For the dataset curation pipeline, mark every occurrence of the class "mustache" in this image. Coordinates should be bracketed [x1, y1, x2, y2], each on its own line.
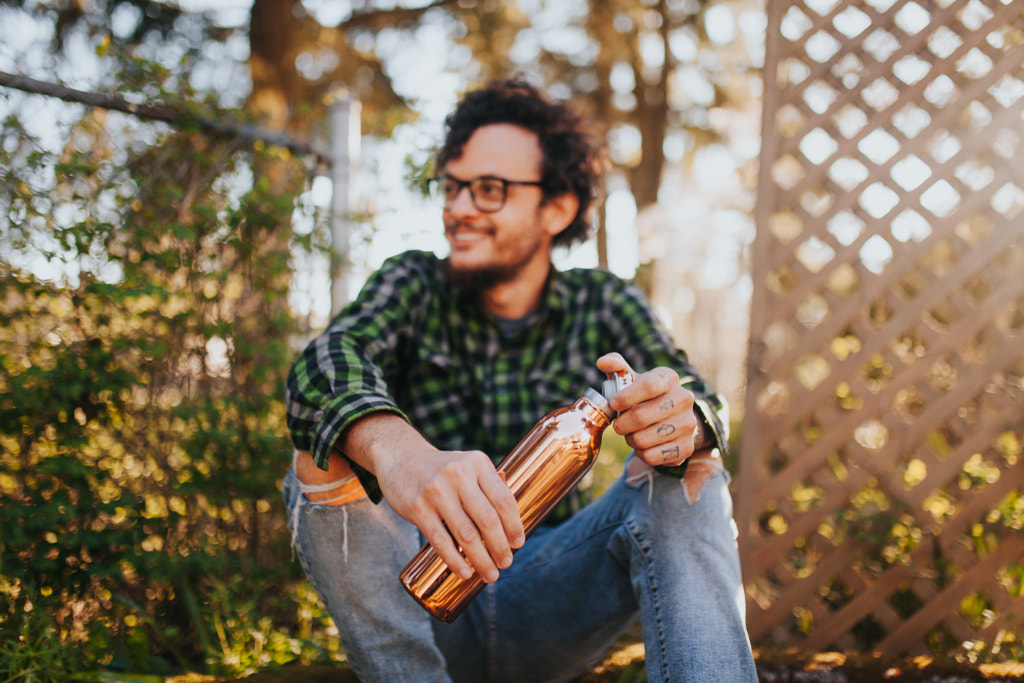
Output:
[444, 219, 495, 235]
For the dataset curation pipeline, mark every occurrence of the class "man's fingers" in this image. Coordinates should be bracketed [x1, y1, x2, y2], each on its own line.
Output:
[622, 393, 701, 467]
[420, 516, 475, 581]
[626, 366, 680, 402]
[455, 465, 525, 578]
[456, 485, 513, 578]
[631, 439, 690, 468]
[423, 454, 524, 583]
[602, 365, 678, 415]
[595, 351, 632, 375]
[613, 384, 692, 436]
[384, 448, 525, 584]
[436, 497, 499, 581]
[480, 470, 526, 549]
[621, 401, 697, 448]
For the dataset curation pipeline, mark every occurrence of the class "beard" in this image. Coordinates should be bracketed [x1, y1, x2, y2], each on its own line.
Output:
[444, 258, 524, 290]
[443, 219, 546, 291]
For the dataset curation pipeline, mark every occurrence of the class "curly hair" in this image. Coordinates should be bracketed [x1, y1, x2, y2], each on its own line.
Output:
[436, 78, 602, 249]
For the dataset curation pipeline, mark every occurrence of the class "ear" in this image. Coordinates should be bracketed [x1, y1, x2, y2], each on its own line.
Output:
[540, 192, 580, 238]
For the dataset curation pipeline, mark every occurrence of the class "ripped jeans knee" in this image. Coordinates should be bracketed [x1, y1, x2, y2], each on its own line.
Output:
[623, 450, 726, 505]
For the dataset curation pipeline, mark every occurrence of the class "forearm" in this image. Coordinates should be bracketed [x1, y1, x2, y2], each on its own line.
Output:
[340, 412, 433, 477]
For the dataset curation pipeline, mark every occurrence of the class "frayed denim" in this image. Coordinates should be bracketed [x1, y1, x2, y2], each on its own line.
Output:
[283, 457, 756, 682]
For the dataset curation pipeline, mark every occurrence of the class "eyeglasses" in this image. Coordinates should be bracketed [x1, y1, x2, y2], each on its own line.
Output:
[428, 173, 545, 213]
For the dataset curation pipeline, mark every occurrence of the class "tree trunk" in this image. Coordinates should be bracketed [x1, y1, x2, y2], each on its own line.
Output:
[629, 0, 671, 213]
[588, 0, 617, 269]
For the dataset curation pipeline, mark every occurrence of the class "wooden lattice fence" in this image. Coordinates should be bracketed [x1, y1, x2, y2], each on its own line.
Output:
[738, 0, 1024, 658]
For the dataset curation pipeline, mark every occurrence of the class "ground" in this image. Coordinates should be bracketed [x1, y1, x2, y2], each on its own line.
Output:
[166, 645, 1024, 682]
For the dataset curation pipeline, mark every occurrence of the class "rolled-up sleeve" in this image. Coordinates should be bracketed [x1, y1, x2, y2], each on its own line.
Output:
[285, 254, 427, 471]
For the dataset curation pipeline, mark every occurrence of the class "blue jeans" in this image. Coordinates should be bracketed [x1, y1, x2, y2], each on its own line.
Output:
[283, 459, 756, 682]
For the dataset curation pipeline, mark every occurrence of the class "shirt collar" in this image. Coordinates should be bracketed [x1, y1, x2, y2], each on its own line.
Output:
[541, 265, 571, 315]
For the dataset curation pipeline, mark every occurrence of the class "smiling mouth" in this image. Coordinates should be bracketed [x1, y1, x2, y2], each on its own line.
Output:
[446, 224, 494, 247]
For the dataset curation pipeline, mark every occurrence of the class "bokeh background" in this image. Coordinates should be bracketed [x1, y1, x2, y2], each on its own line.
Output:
[2, 1, 1022, 680]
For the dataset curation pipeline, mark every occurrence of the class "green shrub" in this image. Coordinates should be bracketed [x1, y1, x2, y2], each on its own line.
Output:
[1, 55, 335, 678]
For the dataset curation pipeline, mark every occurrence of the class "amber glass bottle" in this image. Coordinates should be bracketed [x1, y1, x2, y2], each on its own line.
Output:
[400, 372, 631, 622]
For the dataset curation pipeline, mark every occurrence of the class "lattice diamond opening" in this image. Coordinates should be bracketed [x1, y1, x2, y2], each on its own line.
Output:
[742, 0, 1024, 659]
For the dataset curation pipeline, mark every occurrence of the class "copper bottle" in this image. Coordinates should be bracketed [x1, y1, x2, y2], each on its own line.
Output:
[400, 371, 633, 622]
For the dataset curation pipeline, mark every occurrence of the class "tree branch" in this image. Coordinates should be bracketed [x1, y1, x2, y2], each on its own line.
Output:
[0, 70, 330, 164]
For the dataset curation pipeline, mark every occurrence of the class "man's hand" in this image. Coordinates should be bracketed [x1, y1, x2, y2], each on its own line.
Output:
[343, 413, 525, 583]
[596, 352, 704, 468]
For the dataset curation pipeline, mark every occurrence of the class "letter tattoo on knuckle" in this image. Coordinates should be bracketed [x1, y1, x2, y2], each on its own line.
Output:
[656, 423, 676, 436]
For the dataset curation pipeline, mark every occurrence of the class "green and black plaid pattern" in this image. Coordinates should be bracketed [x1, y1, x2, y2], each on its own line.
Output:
[286, 250, 728, 512]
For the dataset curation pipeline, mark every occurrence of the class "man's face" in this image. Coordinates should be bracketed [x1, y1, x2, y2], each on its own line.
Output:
[441, 124, 559, 290]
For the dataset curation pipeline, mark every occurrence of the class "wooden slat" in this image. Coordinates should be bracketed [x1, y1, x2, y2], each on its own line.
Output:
[741, 0, 1024, 658]
[770, 103, 1024, 328]
[750, 342, 1024, 575]
[878, 538, 1024, 653]
[776, 1, 1022, 165]
[758, 219, 1024, 449]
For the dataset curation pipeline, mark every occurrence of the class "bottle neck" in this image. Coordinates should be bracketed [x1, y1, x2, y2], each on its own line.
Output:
[579, 388, 614, 426]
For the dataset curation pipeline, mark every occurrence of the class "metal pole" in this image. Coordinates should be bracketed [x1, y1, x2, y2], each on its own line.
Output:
[329, 93, 361, 317]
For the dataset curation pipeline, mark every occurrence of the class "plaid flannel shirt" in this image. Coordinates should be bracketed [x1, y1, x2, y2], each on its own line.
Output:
[285, 250, 728, 521]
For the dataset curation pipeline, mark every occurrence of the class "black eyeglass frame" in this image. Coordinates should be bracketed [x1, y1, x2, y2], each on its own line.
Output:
[429, 173, 546, 213]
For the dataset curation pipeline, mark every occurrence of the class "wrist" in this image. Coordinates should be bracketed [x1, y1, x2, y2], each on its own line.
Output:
[692, 406, 716, 452]
[343, 412, 428, 476]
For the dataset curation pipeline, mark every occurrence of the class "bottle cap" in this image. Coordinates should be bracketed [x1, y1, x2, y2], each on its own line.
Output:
[589, 368, 635, 420]
[583, 387, 614, 420]
[602, 368, 634, 402]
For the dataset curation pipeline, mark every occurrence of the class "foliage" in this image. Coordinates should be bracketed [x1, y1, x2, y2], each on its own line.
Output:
[0, 50, 334, 678]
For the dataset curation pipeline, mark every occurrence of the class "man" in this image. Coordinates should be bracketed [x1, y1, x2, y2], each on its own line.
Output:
[284, 78, 756, 682]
